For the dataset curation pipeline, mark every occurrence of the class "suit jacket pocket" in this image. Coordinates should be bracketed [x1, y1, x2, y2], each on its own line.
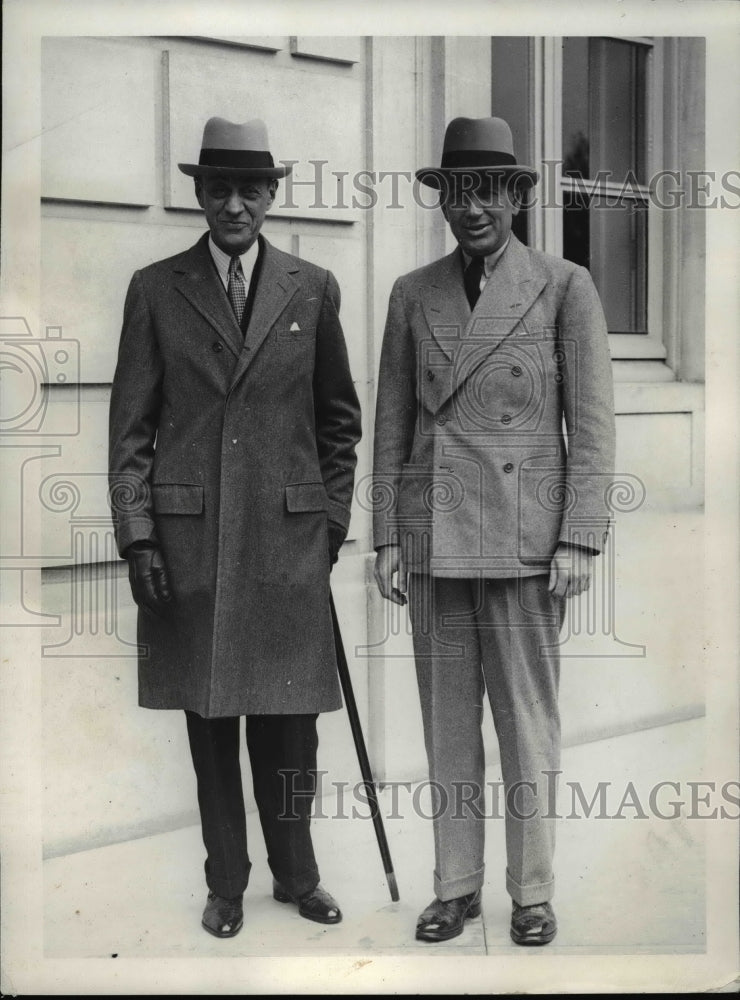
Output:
[285, 482, 328, 513]
[275, 322, 314, 339]
[152, 483, 204, 515]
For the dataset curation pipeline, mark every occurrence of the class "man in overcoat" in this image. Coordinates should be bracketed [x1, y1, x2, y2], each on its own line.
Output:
[373, 117, 615, 945]
[109, 117, 361, 938]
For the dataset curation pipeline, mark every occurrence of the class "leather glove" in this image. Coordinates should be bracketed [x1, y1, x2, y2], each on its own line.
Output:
[125, 541, 172, 617]
[328, 520, 347, 568]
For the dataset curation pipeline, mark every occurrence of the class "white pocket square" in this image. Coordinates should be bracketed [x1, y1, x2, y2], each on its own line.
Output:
[289, 321, 301, 332]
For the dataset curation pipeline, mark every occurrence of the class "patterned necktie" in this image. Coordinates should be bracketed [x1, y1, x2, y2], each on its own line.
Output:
[227, 256, 247, 324]
[463, 255, 485, 310]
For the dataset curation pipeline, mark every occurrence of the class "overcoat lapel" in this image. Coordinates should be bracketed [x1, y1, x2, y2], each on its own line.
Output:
[230, 240, 300, 389]
[173, 234, 244, 359]
[429, 236, 547, 411]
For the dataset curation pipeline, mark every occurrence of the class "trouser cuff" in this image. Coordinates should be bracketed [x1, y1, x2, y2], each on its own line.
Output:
[434, 865, 485, 902]
[506, 868, 554, 906]
[271, 863, 320, 900]
[205, 859, 250, 899]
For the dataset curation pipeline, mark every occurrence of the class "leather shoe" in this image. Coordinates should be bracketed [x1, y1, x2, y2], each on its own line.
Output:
[510, 900, 557, 945]
[273, 880, 342, 924]
[415, 890, 482, 942]
[201, 890, 244, 938]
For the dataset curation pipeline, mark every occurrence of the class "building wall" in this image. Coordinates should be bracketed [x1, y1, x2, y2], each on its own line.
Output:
[28, 35, 705, 856]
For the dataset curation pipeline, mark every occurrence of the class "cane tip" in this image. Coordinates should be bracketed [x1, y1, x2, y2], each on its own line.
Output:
[387, 871, 400, 902]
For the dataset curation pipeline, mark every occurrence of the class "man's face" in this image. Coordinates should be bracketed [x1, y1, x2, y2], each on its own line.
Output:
[441, 172, 521, 257]
[195, 174, 276, 255]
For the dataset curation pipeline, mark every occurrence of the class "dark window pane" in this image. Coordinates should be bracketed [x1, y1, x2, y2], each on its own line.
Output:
[562, 38, 590, 178]
[562, 37, 647, 184]
[563, 194, 647, 333]
[492, 36, 532, 244]
[591, 38, 647, 184]
[563, 189, 590, 268]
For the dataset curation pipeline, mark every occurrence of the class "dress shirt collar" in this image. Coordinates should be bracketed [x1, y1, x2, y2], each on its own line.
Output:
[461, 235, 511, 279]
[208, 234, 260, 291]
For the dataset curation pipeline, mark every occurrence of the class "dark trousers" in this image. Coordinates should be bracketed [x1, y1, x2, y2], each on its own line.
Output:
[185, 710, 321, 900]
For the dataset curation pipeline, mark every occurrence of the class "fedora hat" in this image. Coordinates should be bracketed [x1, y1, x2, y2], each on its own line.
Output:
[416, 116, 538, 189]
[178, 117, 291, 179]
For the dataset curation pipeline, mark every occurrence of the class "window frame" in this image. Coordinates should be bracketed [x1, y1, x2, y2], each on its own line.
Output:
[533, 35, 670, 363]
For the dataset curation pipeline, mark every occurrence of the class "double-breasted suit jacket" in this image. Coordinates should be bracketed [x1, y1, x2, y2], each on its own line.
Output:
[109, 234, 361, 718]
[373, 235, 616, 576]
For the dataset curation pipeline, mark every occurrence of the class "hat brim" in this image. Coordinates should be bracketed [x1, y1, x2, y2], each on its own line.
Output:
[178, 163, 291, 179]
[415, 165, 538, 189]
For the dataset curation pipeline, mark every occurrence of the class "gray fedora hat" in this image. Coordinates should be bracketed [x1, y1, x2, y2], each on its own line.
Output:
[178, 117, 291, 179]
[416, 116, 538, 189]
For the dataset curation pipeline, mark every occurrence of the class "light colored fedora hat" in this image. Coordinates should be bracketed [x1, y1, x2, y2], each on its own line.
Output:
[178, 117, 291, 178]
[416, 116, 538, 189]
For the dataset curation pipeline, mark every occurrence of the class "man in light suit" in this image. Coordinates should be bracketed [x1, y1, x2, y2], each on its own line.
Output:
[373, 117, 615, 945]
[109, 117, 361, 938]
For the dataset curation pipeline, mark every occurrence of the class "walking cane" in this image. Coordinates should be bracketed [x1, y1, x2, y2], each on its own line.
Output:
[330, 592, 400, 902]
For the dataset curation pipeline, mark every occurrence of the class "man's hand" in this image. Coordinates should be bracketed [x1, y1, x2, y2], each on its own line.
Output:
[548, 543, 593, 599]
[374, 544, 407, 605]
[126, 542, 172, 617]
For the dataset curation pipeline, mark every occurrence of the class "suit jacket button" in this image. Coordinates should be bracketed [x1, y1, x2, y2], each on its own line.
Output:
[426, 370, 435, 381]
[503, 462, 514, 473]
[511, 365, 522, 376]
[435, 414, 447, 426]
[212, 341, 224, 352]
[501, 414, 512, 424]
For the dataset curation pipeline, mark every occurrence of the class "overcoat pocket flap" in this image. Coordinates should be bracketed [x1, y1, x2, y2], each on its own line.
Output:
[285, 482, 328, 513]
[152, 483, 204, 515]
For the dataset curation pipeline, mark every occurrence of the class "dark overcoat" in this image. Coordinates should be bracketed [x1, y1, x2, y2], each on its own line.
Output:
[109, 234, 361, 717]
[372, 235, 616, 576]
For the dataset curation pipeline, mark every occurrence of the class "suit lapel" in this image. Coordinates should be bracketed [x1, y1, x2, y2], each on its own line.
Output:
[419, 250, 469, 361]
[173, 234, 244, 359]
[437, 236, 547, 409]
[229, 239, 300, 388]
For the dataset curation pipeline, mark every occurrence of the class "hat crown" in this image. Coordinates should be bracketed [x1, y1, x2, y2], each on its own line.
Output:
[442, 117, 516, 159]
[178, 115, 291, 178]
[415, 115, 538, 189]
[201, 117, 270, 153]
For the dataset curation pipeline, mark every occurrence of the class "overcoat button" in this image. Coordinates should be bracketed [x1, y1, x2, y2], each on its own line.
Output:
[426, 370, 435, 381]
[554, 373, 564, 384]
[501, 414, 512, 424]
[511, 365, 522, 376]
[212, 341, 224, 352]
[435, 414, 447, 426]
[503, 462, 514, 473]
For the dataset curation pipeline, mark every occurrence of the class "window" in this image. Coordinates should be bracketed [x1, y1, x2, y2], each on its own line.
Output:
[492, 35, 698, 365]
[561, 37, 650, 334]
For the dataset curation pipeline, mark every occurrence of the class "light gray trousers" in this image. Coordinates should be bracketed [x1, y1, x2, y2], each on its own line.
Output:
[409, 573, 565, 906]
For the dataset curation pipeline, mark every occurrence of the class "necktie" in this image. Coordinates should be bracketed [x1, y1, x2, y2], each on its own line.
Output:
[227, 256, 247, 325]
[463, 255, 485, 310]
